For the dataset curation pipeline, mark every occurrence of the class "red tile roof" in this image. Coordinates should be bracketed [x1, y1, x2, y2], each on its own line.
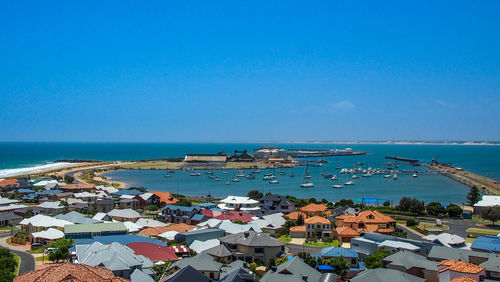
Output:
[439, 260, 485, 274]
[335, 226, 360, 237]
[300, 203, 328, 213]
[138, 223, 197, 237]
[0, 179, 19, 187]
[284, 211, 308, 221]
[59, 183, 95, 190]
[201, 208, 224, 218]
[126, 242, 179, 262]
[337, 210, 395, 224]
[150, 191, 179, 205]
[304, 216, 331, 225]
[215, 211, 255, 223]
[290, 225, 307, 232]
[14, 263, 127, 282]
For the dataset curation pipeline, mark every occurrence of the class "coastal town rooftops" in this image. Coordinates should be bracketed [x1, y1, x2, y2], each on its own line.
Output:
[189, 239, 221, 253]
[218, 220, 262, 234]
[471, 235, 500, 252]
[383, 251, 437, 271]
[335, 226, 360, 236]
[95, 185, 119, 194]
[126, 242, 179, 262]
[220, 196, 259, 205]
[379, 240, 421, 251]
[219, 230, 284, 247]
[0, 197, 20, 205]
[428, 246, 490, 262]
[214, 211, 255, 223]
[300, 203, 329, 213]
[130, 269, 154, 282]
[20, 214, 73, 228]
[161, 265, 210, 282]
[319, 246, 358, 258]
[72, 235, 166, 248]
[13, 262, 126, 282]
[64, 222, 127, 234]
[55, 211, 102, 224]
[167, 252, 223, 273]
[438, 260, 485, 274]
[108, 208, 142, 219]
[113, 189, 142, 196]
[251, 212, 286, 230]
[59, 183, 95, 190]
[135, 218, 168, 228]
[423, 233, 465, 247]
[349, 268, 424, 282]
[151, 191, 179, 205]
[0, 179, 19, 187]
[304, 215, 331, 225]
[203, 243, 232, 258]
[260, 257, 322, 282]
[31, 228, 65, 240]
[336, 210, 396, 224]
[138, 223, 197, 237]
[162, 205, 201, 212]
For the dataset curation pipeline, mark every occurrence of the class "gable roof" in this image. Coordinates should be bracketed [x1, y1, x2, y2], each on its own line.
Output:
[108, 208, 142, 219]
[73, 234, 166, 248]
[150, 191, 179, 205]
[438, 260, 485, 274]
[14, 262, 125, 282]
[0, 179, 19, 187]
[168, 252, 223, 272]
[55, 211, 102, 224]
[160, 265, 210, 282]
[19, 214, 74, 228]
[138, 223, 197, 237]
[471, 235, 500, 252]
[203, 244, 232, 258]
[75, 242, 153, 271]
[59, 183, 95, 190]
[37, 201, 64, 209]
[383, 251, 437, 271]
[126, 242, 179, 262]
[336, 210, 395, 224]
[305, 215, 331, 225]
[130, 269, 154, 282]
[423, 233, 465, 247]
[300, 203, 328, 213]
[335, 226, 360, 236]
[350, 268, 424, 282]
[135, 218, 168, 228]
[31, 228, 65, 240]
[219, 231, 284, 247]
[64, 222, 127, 234]
[260, 257, 322, 282]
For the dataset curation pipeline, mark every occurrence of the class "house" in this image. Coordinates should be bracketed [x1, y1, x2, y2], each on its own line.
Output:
[108, 208, 142, 222]
[55, 211, 102, 224]
[93, 212, 113, 222]
[479, 254, 500, 280]
[251, 212, 286, 233]
[119, 198, 139, 210]
[113, 189, 142, 197]
[190, 239, 221, 254]
[30, 228, 65, 245]
[219, 230, 285, 266]
[95, 199, 115, 213]
[138, 223, 197, 238]
[473, 195, 500, 215]
[202, 244, 233, 263]
[427, 246, 491, 265]
[349, 268, 424, 282]
[214, 211, 255, 223]
[332, 206, 359, 217]
[350, 232, 435, 258]
[305, 216, 332, 238]
[37, 201, 65, 215]
[196, 202, 218, 210]
[218, 196, 263, 215]
[130, 269, 154, 282]
[160, 265, 210, 282]
[0, 212, 22, 227]
[0, 179, 20, 192]
[126, 242, 179, 262]
[260, 257, 323, 282]
[59, 183, 96, 193]
[382, 250, 439, 282]
[174, 228, 225, 245]
[315, 246, 366, 278]
[259, 194, 295, 214]
[423, 233, 466, 248]
[300, 203, 330, 217]
[471, 235, 500, 253]
[219, 263, 258, 282]
[334, 210, 396, 242]
[19, 214, 74, 234]
[71, 234, 167, 250]
[135, 218, 167, 228]
[123, 221, 143, 233]
[64, 222, 128, 239]
[73, 241, 154, 279]
[217, 220, 262, 235]
[438, 260, 486, 282]
[13, 262, 126, 282]
[161, 205, 203, 224]
[150, 191, 179, 206]
[165, 253, 223, 280]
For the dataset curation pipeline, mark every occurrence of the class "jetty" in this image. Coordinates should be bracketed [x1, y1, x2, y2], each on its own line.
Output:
[286, 148, 368, 158]
[385, 156, 419, 163]
[424, 161, 500, 195]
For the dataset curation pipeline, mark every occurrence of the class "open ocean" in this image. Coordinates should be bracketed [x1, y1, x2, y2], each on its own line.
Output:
[1, 142, 499, 204]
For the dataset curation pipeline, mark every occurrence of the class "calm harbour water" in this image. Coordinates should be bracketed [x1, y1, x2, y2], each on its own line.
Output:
[1, 142, 499, 204]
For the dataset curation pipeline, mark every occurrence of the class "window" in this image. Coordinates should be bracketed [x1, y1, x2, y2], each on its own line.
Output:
[210, 272, 214, 279]
[255, 248, 264, 253]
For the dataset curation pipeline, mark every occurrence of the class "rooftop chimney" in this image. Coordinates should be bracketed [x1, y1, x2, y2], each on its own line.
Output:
[271, 266, 277, 272]
[302, 274, 308, 281]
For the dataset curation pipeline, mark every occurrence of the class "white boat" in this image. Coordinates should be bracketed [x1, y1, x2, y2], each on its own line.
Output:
[304, 175, 312, 179]
[352, 174, 359, 179]
[330, 175, 338, 180]
[252, 169, 261, 174]
[246, 174, 255, 179]
[190, 172, 201, 176]
[164, 174, 172, 178]
[208, 175, 216, 179]
[362, 173, 372, 177]
[300, 182, 314, 188]
[263, 175, 276, 180]
[225, 181, 231, 185]
[232, 178, 240, 182]
[269, 179, 279, 184]
[289, 173, 295, 177]
[236, 173, 246, 177]
[214, 178, 220, 181]
[384, 174, 391, 178]
[413, 173, 418, 178]
[345, 181, 355, 185]
[332, 184, 344, 188]
[393, 174, 398, 180]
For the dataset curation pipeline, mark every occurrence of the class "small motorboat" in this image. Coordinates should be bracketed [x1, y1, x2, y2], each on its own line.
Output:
[214, 178, 220, 181]
[263, 175, 276, 180]
[246, 174, 255, 179]
[413, 173, 418, 178]
[384, 174, 391, 178]
[330, 176, 338, 180]
[300, 182, 314, 188]
[164, 174, 172, 178]
[289, 173, 295, 177]
[232, 178, 240, 182]
[324, 174, 333, 178]
[190, 172, 201, 176]
[332, 184, 344, 188]
[352, 174, 359, 179]
[362, 173, 372, 177]
[208, 175, 216, 179]
[304, 175, 312, 179]
[393, 174, 398, 180]
[344, 181, 355, 185]
[205, 171, 213, 175]
[252, 169, 261, 174]
[269, 179, 279, 184]
[225, 181, 231, 185]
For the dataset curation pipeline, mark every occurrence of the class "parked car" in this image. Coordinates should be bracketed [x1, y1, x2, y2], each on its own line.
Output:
[31, 242, 45, 247]
[44, 247, 56, 254]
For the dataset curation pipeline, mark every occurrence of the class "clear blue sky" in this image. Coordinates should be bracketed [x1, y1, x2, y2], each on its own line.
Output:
[0, 1, 498, 142]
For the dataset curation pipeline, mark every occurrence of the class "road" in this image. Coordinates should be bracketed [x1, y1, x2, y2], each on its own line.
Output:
[0, 231, 35, 275]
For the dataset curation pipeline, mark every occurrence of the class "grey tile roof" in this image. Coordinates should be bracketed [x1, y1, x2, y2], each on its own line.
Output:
[55, 211, 102, 224]
[130, 269, 154, 282]
[261, 257, 322, 282]
[219, 231, 285, 247]
[108, 208, 142, 219]
[203, 244, 232, 258]
[428, 246, 490, 262]
[383, 251, 438, 271]
[479, 254, 500, 272]
[161, 265, 210, 282]
[220, 267, 258, 282]
[167, 253, 222, 273]
[349, 268, 424, 282]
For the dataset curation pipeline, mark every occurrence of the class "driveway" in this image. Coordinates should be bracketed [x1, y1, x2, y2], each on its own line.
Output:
[0, 232, 35, 275]
[286, 243, 322, 255]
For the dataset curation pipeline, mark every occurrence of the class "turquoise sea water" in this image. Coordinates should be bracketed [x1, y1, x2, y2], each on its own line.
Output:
[1, 142, 499, 204]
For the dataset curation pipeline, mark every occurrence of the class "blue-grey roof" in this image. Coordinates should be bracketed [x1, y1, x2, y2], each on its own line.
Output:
[260, 257, 322, 282]
[17, 189, 35, 193]
[55, 211, 102, 224]
[350, 268, 424, 282]
[72, 235, 166, 249]
[191, 214, 205, 221]
[130, 269, 154, 282]
[162, 205, 201, 212]
[196, 202, 217, 208]
[113, 189, 142, 196]
[167, 253, 222, 273]
[161, 265, 210, 282]
[21, 194, 36, 200]
[471, 235, 500, 252]
[36, 190, 62, 195]
[319, 246, 358, 258]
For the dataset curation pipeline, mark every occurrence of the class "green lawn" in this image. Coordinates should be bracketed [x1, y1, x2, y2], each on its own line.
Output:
[0, 226, 19, 231]
[13, 253, 20, 275]
[278, 235, 291, 243]
[466, 228, 499, 235]
[304, 240, 339, 247]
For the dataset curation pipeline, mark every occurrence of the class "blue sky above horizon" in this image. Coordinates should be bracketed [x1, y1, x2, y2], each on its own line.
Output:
[0, 1, 499, 142]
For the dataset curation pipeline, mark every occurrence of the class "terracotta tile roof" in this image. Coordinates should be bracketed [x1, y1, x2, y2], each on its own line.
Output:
[201, 208, 224, 218]
[335, 226, 360, 237]
[438, 259, 460, 267]
[126, 242, 179, 261]
[285, 211, 308, 221]
[290, 225, 307, 232]
[14, 262, 127, 282]
[304, 216, 331, 225]
[376, 227, 395, 233]
[439, 260, 485, 274]
[59, 183, 95, 190]
[300, 203, 328, 213]
[215, 211, 255, 223]
[150, 191, 179, 205]
[450, 277, 477, 282]
[0, 179, 19, 187]
[336, 210, 395, 224]
[138, 223, 196, 237]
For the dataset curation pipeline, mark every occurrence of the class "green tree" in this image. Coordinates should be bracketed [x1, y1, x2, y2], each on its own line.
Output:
[47, 239, 73, 263]
[298, 252, 316, 268]
[427, 202, 447, 216]
[398, 197, 425, 214]
[365, 249, 392, 269]
[275, 256, 288, 266]
[482, 206, 500, 225]
[335, 199, 355, 208]
[446, 204, 463, 217]
[297, 214, 305, 226]
[144, 204, 159, 211]
[329, 257, 350, 279]
[173, 199, 192, 207]
[406, 219, 417, 226]
[247, 190, 263, 200]
[467, 186, 482, 206]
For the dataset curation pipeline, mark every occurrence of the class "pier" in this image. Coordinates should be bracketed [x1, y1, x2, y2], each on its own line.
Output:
[424, 162, 500, 195]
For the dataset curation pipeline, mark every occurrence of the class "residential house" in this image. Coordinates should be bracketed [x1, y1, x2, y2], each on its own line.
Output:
[315, 246, 366, 278]
[382, 250, 439, 282]
[55, 211, 101, 224]
[59, 183, 96, 193]
[30, 228, 65, 245]
[108, 208, 142, 222]
[218, 196, 263, 215]
[471, 236, 500, 253]
[190, 239, 221, 254]
[96, 199, 115, 213]
[135, 218, 167, 228]
[160, 265, 210, 282]
[174, 228, 225, 245]
[334, 210, 396, 242]
[350, 232, 435, 258]
[161, 205, 203, 224]
[126, 242, 179, 262]
[19, 214, 74, 234]
[150, 191, 179, 207]
[0, 212, 22, 227]
[473, 195, 500, 215]
[349, 268, 424, 282]
[219, 230, 285, 266]
[423, 233, 466, 248]
[251, 212, 286, 233]
[165, 253, 223, 280]
[73, 241, 154, 279]
[260, 257, 324, 282]
[64, 222, 128, 239]
[305, 216, 332, 239]
[479, 254, 500, 280]
[202, 244, 233, 263]
[138, 223, 197, 238]
[37, 201, 65, 215]
[219, 262, 258, 282]
[259, 194, 295, 214]
[427, 246, 491, 265]
[119, 198, 139, 210]
[13, 262, 126, 282]
[130, 269, 154, 282]
[438, 260, 486, 282]
[214, 211, 255, 223]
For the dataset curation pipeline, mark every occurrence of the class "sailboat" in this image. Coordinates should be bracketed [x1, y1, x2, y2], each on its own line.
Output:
[289, 167, 295, 177]
[300, 181, 314, 188]
[413, 173, 418, 178]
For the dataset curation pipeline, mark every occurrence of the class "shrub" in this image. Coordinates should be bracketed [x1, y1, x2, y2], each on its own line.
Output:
[406, 219, 417, 226]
